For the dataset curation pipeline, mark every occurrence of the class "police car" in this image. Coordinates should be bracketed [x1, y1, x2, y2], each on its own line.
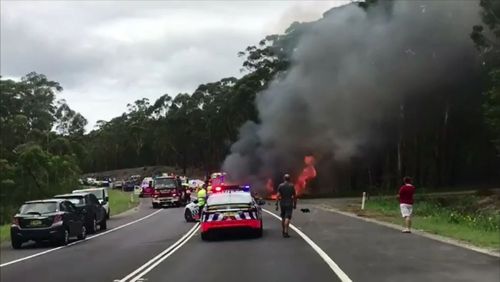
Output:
[184, 200, 199, 222]
[199, 184, 263, 240]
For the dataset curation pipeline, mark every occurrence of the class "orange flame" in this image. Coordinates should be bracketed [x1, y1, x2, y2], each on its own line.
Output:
[266, 178, 278, 200]
[266, 178, 274, 193]
[295, 155, 317, 196]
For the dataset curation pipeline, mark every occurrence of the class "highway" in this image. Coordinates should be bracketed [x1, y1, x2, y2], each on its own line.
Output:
[1, 198, 498, 282]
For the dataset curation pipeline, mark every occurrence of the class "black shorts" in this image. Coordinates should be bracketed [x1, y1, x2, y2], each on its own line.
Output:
[280, 205, 293, 219]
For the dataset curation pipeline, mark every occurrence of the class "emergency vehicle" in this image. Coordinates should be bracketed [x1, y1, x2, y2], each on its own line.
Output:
[199, 185, 263, 240]
[151, 175, 184, 208]
[139, 177, 154, 198]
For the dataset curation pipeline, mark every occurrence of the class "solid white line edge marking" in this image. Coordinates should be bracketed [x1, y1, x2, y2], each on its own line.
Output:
[0, 209, 164, 268]
[120, 223, 200, 282]
[263, 209, 352, 282]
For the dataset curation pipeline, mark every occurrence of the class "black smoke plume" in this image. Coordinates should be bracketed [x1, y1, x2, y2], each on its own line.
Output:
[223, 1, 481, 192]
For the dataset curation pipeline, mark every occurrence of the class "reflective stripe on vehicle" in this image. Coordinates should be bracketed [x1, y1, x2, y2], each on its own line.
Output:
[203, 211, 257, 222]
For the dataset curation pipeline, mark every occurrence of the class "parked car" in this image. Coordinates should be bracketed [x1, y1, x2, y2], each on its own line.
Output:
[113, 180, 124, 189]
[11, 199, 86, 248]
[72, 188, 110, 219]
[85, 177, 97, 186]
[54, 193, 107, 233]
[123, 180, 135, 191]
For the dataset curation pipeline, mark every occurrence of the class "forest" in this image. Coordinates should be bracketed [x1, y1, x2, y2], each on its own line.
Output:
[1, 0, 499, 223]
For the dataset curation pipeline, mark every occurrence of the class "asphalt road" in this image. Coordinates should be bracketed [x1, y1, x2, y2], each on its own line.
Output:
[1, 198, 498, 282]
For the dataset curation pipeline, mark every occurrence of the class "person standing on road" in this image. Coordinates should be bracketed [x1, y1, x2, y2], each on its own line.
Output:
[399, 176, 416, 233]
[197, 185, 207, 220]
[276, 174, 297, 238]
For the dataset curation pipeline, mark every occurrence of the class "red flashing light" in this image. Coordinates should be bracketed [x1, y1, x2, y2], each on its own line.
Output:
[215, 186, 222, 192]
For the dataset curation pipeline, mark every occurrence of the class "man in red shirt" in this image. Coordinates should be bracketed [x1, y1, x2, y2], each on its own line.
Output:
[399, 176, 416, 233]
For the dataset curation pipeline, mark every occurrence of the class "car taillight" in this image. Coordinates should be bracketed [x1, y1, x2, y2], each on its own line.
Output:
[215, 187, 222, 192]
[52, 214, 63, 226]
[12, 217, 19, 227]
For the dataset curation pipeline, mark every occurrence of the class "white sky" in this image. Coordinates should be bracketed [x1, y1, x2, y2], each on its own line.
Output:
[1, 0, 349, 129]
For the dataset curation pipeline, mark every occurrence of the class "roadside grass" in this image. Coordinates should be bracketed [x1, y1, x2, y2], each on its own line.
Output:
[354, 196, 500, 249]
[0, 189, 139, 244]
[0, 224, 10, 243]
[108, 189, 139, 216]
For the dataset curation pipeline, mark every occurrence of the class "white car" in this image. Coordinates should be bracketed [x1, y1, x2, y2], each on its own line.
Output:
[184, 199, 200, 222]
[73, 188, 110, 219]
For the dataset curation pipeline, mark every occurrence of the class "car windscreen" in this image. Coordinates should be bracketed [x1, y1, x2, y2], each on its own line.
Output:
[76, 190, 104, 200]
[207, 193, 252, 206]
[141, 178, 153, 188]
[57, 196, 85, 205]
[154, 178, 177, 189]
[20, 202, 58, 214]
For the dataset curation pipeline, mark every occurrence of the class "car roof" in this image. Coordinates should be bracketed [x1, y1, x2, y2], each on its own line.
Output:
[25, 198, 65, 204]
[55, 193, 88, 198]
[207, 191, 252, 205]
[73, 188, 105, 192]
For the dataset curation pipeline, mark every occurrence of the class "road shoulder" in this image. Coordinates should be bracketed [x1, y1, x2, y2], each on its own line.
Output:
[317, 204, 500, 258]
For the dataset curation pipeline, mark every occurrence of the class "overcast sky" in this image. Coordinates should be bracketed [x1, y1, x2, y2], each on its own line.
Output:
[1, 0, 348, 129]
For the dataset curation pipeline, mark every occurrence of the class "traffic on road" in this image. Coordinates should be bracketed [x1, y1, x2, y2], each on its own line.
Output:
[2, 171, 499, 282]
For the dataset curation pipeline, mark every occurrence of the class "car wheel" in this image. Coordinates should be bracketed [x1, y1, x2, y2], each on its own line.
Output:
[77, 226, 87, 240]
[11, 237, 22, 249]
[152, 203, 159, 209]
[100, 218, 107, 230]
[184, 209, 193, 222]
[60, 229, 69, 246]
[255, 221, 263, 238]
[88, 218, 97, 234]
[106, 209, 110, 219]
[201, 232, 210, 241]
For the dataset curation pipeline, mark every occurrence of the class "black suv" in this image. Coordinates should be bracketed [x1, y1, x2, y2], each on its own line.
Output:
[54, 193, 107, 234]
[11, 199, 86, 249]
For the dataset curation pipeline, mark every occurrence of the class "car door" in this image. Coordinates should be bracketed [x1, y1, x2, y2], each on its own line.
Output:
[60, 201, 76, 235]
[89, 194, 104, 222]
[83, 195, 94, 222]
[66, 201, 82, 235]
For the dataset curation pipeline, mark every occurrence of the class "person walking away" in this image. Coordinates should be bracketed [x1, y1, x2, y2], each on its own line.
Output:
[197, 185, 207, 220]
[399, 177, 415, 233]
[276, 174, 297, 238]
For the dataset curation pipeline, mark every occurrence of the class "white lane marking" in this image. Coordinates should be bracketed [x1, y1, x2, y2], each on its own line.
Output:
[119, 223, 200, 282]
[263, 209, 352, 282]
[0, 209, 164, 268]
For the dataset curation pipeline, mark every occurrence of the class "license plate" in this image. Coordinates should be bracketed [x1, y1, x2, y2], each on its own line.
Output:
[31, 220, 42, 226]
[224, 212, 236, 217]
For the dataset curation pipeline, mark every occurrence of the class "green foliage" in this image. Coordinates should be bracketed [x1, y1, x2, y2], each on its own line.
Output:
[0, 74, 82, 224]
[366, 196, 500, 232]
[483, 70, 500, 152]
[2, 2, 500, 227]
[472, 0, 500, 154]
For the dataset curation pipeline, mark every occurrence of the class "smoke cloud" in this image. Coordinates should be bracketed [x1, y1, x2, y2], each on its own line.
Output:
[223, 1, 481, 191]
